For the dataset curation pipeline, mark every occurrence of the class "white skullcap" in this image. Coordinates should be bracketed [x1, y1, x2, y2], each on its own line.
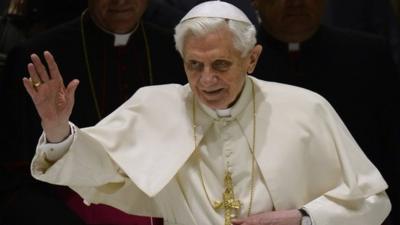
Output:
[180, 1, 252, 24]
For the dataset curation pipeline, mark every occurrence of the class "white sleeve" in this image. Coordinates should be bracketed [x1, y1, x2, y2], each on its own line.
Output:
[41, 124, 75, 161]
[304, 191, 391, 225]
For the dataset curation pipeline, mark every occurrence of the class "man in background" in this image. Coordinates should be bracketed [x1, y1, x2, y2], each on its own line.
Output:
[1, 0, 185, 224]
[322, 0, 400, 72]
[251, 0, 400, 224]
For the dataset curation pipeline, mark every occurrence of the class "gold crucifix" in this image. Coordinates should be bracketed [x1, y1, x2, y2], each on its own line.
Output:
[212, 171, 241, 225]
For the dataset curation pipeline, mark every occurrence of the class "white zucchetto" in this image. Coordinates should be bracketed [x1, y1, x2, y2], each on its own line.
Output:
[180, 1, 252, 24]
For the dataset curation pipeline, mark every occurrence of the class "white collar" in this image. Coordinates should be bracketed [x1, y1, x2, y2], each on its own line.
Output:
[215, 108, 232, 117]
[94, 21, 138, 46]
[113, 32, 134, 46]
[288, 42, 300, 52]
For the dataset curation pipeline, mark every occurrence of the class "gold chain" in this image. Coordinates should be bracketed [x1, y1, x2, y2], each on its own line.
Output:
[192, 79, 257, 218]
[80, 9, 153, 119]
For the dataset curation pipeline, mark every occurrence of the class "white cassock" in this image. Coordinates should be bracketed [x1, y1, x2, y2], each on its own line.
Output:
[31, 76, 390, 225]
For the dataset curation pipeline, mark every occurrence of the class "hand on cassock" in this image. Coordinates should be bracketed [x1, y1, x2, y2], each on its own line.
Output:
[231, 209, 302, 225]
[22, 51, 79, 143]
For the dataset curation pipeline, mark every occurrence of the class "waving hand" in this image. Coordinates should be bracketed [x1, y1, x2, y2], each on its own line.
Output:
[22, 51, 79, 142]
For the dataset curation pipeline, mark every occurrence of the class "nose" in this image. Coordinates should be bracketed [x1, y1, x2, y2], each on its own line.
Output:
[199, 67, 218, 86]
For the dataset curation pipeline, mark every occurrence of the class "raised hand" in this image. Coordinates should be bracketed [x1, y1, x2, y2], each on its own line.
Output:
[231, 209, 302, 225]
[22, 51, 79, 142]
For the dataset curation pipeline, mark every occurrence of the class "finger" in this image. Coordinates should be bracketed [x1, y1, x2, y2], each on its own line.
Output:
[43, 51, 63, 84]
[66, 79, 80, 103]
[64, 79, 79, 114]
[22, 77, 38, 98]
[231, 218, 246, 224]
[232, 217, 258, 225]
[30, 53, 50, 82]
[27, 62, 41, 85]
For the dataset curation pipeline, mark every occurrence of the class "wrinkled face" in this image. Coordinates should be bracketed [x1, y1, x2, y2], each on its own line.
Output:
[253, 0, 324, 42]
[183, 26, 261, 109]
[88, 0, 148, 34]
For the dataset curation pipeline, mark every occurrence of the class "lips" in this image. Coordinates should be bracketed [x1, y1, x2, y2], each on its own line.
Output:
[205, 89, 222, 93]
[201, 88, 225, 99]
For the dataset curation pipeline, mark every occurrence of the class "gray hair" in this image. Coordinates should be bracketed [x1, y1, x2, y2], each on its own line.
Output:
[174, 17, 257, 58]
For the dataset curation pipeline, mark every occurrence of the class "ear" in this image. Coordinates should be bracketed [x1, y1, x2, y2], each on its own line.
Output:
[247, 44, 263, 74]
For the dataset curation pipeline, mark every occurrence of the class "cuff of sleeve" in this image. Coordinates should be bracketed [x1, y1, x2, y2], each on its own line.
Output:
[42, 123, 75, 161]
[300, 207, 314, 225]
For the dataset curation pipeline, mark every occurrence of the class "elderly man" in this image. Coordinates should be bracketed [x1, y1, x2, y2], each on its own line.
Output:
[23, 1, 389, 225]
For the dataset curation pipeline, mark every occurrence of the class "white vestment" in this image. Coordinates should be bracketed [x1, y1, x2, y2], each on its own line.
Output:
[31, 76, 390, 225]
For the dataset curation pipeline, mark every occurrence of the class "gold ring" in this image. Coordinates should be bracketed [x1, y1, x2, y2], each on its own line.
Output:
[33, 81, 41, 87]
[29, 77, 41, 87]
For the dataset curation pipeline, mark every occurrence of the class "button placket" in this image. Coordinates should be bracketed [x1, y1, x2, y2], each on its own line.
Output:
[220, 119, 234, 175]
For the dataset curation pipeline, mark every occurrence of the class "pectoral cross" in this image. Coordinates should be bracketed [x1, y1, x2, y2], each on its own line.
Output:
[212, 171, 241, 225]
